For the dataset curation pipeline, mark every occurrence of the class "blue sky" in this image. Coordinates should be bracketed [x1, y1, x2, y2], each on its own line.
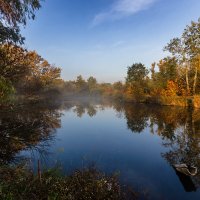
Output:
[22, 0, 200, 82]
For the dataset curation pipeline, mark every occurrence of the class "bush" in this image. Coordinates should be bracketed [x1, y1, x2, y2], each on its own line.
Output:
[0, 76, 14, 103]
[0, 165, 138, 200]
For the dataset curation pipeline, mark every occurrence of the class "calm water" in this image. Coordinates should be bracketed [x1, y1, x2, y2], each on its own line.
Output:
[1, 98, 200, 199]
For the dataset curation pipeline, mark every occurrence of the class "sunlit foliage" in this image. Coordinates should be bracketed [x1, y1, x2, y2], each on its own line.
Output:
[0, 44, 61, 97]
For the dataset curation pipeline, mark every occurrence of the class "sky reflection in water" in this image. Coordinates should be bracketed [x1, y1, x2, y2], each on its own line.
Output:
[1, 99, 200, 199]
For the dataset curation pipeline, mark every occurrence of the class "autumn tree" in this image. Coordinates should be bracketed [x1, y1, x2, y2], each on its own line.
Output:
[0, 44, 30, 84]
[164, 37, 190, 94]
[20, 51, 61, 94]
[0, 0, 41, 100]
[0, 0, 41, 44]
[164, 18, 200, 95]
[0, 44, 61, 95]
[111, 81, 124, 100]
[0, 44, 30, 99]
[182, 19, 200, 94]
[151, 57, 179, 95]
[113, 81, 123, 90]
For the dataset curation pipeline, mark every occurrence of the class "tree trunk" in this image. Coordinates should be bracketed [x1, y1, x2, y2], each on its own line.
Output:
[193, 65, 198, 95]
[185, 64, 190, 95]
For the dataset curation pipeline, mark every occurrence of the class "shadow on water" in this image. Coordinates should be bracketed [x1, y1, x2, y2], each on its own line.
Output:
[1, 98, 200, 197]
[174, 168, 197, 192]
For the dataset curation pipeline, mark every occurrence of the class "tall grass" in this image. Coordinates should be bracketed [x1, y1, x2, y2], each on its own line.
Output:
[0, 165, 138, 200]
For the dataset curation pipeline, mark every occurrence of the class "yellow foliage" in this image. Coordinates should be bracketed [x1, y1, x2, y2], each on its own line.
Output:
[162, 80, 178, 96]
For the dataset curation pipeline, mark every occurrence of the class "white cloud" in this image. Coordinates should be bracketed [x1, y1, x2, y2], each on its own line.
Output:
[92, 0, 158, 26]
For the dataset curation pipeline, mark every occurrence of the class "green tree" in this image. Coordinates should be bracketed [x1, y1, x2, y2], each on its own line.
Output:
[0, 76, 14, 102]
[125, 63, 149, 100]
[76, 75, 87, 93]
[87, 76, 97, 93]
[126, 63, 149, 84]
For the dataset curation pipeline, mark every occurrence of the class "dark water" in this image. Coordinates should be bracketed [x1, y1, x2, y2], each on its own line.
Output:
[1, 98, 200, 199]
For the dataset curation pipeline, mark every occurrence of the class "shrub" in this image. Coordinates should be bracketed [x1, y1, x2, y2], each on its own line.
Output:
[0, 165, 138, 200]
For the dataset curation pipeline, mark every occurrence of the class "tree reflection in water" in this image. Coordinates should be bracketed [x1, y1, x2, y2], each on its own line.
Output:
[1, 99, 200, 192]
[123, 104, 200, 192]
[160, 108, 200, 191]
[73, 104, 97, 118]
[0, 102, 62, 165]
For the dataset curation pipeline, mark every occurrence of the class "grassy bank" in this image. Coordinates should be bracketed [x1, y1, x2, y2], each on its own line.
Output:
[0, 165, 138, 200]
[145, 95, 200, 109]
[117, 95, 200, 109]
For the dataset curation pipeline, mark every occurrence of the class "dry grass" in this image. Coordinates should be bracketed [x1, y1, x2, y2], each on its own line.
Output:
[0, 165, 138, 200]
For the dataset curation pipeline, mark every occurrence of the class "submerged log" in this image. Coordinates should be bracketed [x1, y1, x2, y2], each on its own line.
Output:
[173, 164, 198, 176]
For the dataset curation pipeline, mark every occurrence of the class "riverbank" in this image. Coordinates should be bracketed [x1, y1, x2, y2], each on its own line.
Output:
[112, 95, 200, 109]
[1, 93, 200, 110]
[144, 95, 200, 109]
[0, 165, 138, 200]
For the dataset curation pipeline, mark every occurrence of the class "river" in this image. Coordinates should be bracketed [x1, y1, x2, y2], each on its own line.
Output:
[1, 98, 200, 199]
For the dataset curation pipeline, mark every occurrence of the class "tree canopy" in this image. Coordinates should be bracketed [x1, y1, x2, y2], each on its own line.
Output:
[126, 63, 149, 84]
[0, 0, 41, 44]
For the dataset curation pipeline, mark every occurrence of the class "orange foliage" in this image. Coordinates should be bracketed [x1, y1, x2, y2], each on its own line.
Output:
[162, 80, 178, 96]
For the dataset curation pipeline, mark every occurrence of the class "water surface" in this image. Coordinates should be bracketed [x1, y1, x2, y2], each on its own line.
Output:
[1, 99, 200, 199]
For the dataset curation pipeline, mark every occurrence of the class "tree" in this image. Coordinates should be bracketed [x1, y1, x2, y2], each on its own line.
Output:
[113, 81, 123, 90]
[182, 19, 200, 94]
[0, 44, 30, 85]
[164, 38, 190, 94]
[0, 0, 41, 100]
[164, 18, 200, 95]
[126, 63, 149, 84]
[0, 44, 61, 95]
[0, 76, 14, 101]
[150, 62, 156, 81]
[0, 22, 24, 44]
[76, 75, 87, 93]
[125, 63, 149, 100]
[87, 76, 97, 93]
[155, 57, 178, 89]
[20, 51, 61, 94]
[0, 43, 31, 98]
[0, 0, 41, 44]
